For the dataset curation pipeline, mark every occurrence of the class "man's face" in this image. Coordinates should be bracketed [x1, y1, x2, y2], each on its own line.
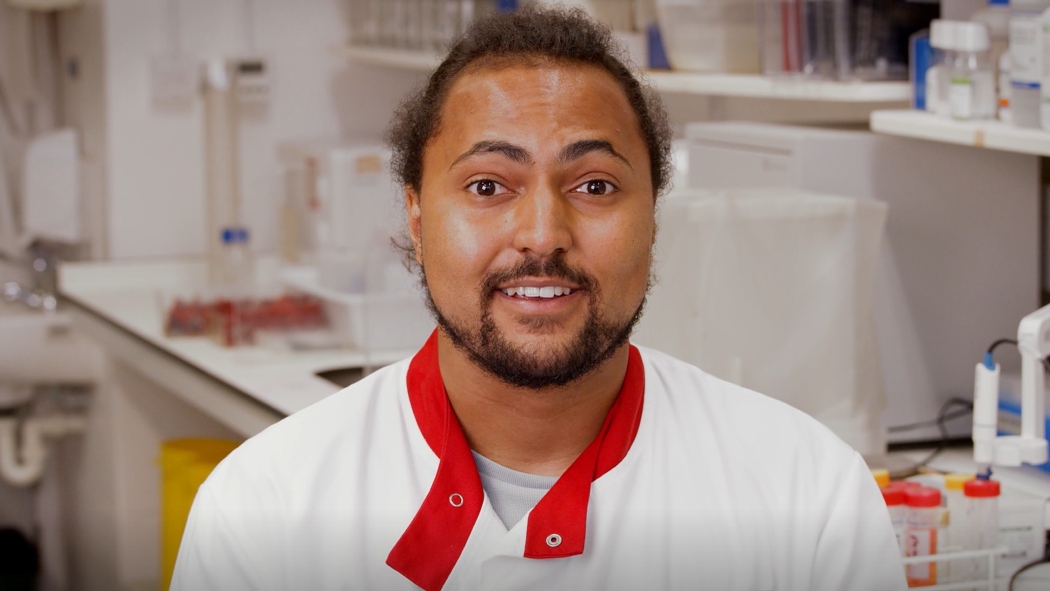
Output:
[407, 61, 656, 388]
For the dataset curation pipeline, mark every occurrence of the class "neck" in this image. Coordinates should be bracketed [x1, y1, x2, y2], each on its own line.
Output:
[437, 331, 629, 478]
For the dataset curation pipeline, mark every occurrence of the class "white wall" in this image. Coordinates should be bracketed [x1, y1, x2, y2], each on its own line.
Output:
[64, 0, 426, 260]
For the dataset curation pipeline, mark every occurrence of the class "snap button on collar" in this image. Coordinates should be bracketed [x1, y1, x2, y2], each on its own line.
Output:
[449, 493, 464, 507]
[545, 533, 562, 548]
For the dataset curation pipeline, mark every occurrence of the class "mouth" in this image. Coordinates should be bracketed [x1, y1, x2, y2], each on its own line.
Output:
[498, 285, 575, 299]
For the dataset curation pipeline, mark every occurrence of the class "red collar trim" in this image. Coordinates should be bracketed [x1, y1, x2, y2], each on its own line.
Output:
[386, 330, 645, 591]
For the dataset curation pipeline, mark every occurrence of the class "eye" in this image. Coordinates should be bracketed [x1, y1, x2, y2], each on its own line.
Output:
[467, 179, 509, 197]
[573, 179, 617, 196]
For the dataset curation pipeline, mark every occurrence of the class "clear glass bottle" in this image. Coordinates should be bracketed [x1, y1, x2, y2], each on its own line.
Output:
[950, 22, 996, 120]
[927, 20, 956, 117]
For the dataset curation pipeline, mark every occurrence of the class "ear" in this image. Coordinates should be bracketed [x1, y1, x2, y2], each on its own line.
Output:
[405, 186, 423, 265]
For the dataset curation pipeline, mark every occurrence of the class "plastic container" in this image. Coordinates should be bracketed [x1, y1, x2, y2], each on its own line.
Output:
[212, 226, 255, 293]
[871, 468, 891, 488]
[941, 473, 974, 583]
[927, 20, 957, 117]
[905, 486, 941, 587]
[1000, 51, 1014, 120]
[949, 22, 996, 120]
[159, 438, 240, 591]
[961, 478, 1001, 584]
[657, 0, 760, 73]
[1009, 0, 1050, 128]
[973, 0, 1012, 63]
[911, 28, 933, 110]
[881, 486, 906, 555]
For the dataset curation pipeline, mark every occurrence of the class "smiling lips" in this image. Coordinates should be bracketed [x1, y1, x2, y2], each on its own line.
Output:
[500, 286, 574, 298]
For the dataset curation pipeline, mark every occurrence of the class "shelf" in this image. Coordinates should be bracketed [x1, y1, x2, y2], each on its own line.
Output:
[870, 110, 1050, 157]
[340, 45, 443, 71]
[340, 44, 911, 103]
[645, 71, 911, 102]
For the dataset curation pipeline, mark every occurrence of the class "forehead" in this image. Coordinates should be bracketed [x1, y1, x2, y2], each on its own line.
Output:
[428, 60, 645, 159]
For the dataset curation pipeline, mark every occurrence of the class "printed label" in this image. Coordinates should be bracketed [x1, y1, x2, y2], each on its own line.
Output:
[951, 79, 974, 120]
[906, 528, 935, 581]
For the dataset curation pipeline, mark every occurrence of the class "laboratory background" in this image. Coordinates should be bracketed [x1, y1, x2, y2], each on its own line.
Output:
[0, 0, 1049, 589]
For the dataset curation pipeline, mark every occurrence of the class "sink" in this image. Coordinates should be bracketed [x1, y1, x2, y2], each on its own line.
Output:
[0, 303, 98, 387]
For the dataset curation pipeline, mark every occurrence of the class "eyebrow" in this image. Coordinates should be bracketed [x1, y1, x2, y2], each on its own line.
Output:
[559, 139, 632, 170]
[450, 140, 533, 169]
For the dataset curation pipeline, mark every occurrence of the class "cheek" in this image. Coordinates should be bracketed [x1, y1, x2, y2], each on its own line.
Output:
[585, 212, 654, 297]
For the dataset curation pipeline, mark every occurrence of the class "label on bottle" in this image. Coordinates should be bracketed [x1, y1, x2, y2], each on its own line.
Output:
[1011, 15, 1043, 88]
[951, 77, 975, 119]
[905, 528, 936, 582]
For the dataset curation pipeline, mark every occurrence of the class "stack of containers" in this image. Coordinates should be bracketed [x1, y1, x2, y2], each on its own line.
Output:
[926, 20, 956, 117]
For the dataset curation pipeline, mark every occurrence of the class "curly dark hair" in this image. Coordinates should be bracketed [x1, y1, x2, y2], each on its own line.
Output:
[385, 5, 673, 200]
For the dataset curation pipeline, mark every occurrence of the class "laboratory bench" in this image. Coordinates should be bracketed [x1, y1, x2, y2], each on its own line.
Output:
[56, 257, 415, 590]
[58, 257, 411, 437]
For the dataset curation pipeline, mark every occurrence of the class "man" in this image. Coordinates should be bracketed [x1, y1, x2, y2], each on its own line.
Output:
[172, 7, 905, 591]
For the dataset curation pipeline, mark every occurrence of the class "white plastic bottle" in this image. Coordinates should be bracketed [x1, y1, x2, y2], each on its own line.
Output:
[1010, 0, 1050, 127]
[973, 0, 1012, 61]
[950, 22, 996, 120]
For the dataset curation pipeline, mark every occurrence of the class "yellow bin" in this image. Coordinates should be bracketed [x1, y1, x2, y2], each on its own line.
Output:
[159, 438, 240, 591]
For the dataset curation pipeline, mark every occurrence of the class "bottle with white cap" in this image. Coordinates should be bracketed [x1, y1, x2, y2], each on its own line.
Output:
[927, 20, 956, 117]
[950, 22, 996, 120]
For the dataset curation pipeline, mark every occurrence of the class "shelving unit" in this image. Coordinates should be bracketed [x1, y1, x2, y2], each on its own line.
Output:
[341, 45, 911, 103]
[871, 109, 1050, 157]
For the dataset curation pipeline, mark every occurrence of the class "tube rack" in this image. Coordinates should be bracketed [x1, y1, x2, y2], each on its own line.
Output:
[901, 546, 1009, 590]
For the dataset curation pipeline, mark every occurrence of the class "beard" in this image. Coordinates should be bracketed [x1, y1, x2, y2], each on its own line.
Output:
[421, 254, 647, 389]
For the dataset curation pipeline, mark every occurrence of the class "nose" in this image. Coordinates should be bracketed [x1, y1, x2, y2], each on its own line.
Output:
[511, 182, 573, 258]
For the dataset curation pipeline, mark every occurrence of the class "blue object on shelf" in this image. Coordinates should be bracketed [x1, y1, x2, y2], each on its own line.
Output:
[496, 0, 518, 12]
[646, 22, 670, 70]
[910, 30, 932, 111]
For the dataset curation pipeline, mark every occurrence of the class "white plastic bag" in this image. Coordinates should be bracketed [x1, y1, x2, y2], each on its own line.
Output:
[634, 188, 888, 455]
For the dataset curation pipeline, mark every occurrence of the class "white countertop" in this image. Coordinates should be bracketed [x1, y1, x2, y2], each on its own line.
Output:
[58, 257, 415, 419]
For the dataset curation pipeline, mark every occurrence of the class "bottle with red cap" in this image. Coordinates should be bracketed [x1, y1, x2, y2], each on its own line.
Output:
[960, 478, 1001, 584]
[905, 486, 941, 586]
[881, 486, 906, 555]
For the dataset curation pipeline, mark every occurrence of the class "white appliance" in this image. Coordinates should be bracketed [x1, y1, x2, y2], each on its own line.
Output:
[678, 121, 1040, 444]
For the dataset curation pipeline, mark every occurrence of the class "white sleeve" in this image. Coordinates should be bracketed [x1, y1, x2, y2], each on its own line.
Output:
[810, 451, 908, 591]
[169, 479, 283, 591]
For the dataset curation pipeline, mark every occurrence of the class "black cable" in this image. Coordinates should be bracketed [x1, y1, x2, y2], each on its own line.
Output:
[987, 338, 1019, 354]
[888, 398, 975, 478]
[887, 407, 972, 433]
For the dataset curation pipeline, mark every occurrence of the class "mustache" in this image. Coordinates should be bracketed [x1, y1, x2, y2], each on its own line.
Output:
[481, 255, 596, 295]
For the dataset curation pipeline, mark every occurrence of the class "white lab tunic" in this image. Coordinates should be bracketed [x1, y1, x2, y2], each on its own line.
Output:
[171, 334, 906, 591]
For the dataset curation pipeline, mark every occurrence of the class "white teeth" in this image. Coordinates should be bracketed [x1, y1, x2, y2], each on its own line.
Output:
[501, 286, 574, 298]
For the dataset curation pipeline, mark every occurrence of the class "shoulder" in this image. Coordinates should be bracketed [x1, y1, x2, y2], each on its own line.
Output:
[634, 344, 859, 467]
[203, 357, 418, 499]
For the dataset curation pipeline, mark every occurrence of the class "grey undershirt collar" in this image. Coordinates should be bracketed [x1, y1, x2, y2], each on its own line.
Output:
[472, 451, 558, 529]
